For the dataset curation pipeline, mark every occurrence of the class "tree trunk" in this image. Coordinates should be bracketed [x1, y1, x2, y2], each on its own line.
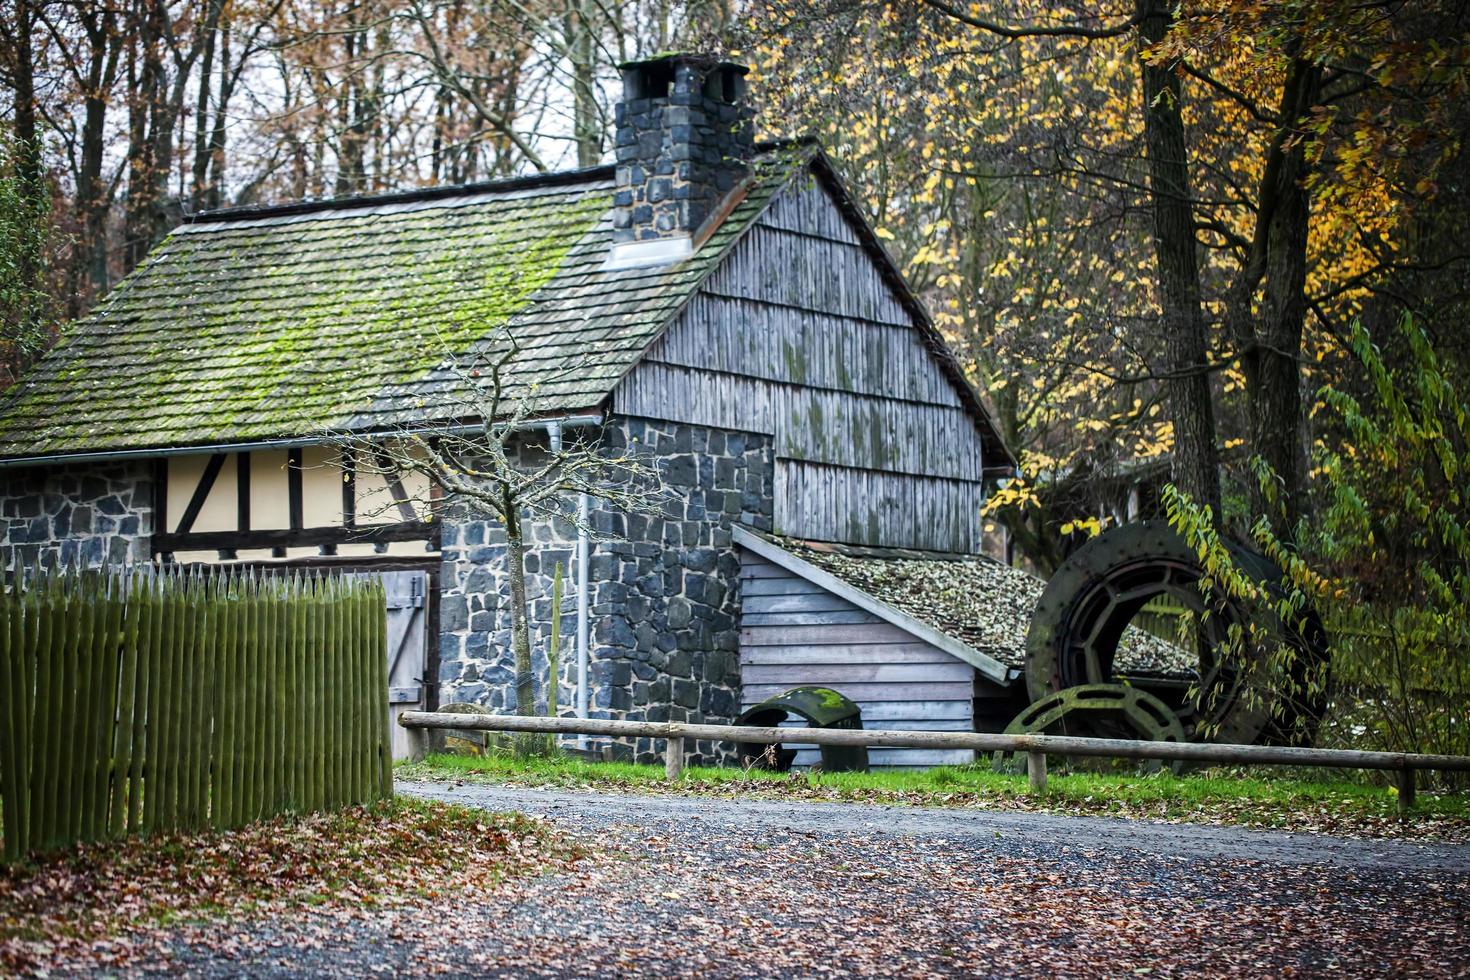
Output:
[10, 0, 40, 190]
[190, 0, 224, 210]
[204, 20, 233, 211]
[502, 487, 536, 719]
[1247, 56, 1323, 534]
[71, 7, 122, 314]
[1136, 0, 1221, 518]
[567, 0, 600, 168]
[124, 0, 164, 272]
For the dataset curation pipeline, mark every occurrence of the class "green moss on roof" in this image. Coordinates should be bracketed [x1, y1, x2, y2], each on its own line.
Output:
[0, 152, 803, 458]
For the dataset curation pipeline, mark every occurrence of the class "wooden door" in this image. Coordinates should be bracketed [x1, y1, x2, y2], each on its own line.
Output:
[349, 569, 429, 760]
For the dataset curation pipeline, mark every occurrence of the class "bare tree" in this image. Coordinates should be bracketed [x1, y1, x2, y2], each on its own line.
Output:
[336, 330, 663, 731]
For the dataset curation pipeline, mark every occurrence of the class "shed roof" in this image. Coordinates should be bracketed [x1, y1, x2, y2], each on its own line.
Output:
[0, 143, 1014, 473]
[735, 527, 1195, 681]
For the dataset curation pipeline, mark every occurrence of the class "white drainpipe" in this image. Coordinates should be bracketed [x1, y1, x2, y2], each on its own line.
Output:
[576, 491, 591, 749]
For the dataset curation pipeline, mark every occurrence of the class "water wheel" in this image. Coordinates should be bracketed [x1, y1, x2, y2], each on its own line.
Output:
[991, 683, 1185, 773]
[1026, 521, 1329, 746]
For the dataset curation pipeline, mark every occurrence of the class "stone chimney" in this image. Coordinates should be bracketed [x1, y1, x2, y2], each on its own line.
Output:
[608, 53, 755, 268]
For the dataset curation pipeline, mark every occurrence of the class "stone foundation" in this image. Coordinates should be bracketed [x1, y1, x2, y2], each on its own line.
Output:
[0, 462, 154, 570]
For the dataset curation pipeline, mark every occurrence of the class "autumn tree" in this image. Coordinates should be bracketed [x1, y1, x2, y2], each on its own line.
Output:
[742, 0, 1469, 559]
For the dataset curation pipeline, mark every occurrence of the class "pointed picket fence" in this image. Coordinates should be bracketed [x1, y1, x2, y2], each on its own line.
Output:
[0, 569, 392, 862]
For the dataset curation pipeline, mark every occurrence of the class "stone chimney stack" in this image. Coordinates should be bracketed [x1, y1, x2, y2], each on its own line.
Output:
[609, 53, 755, 267]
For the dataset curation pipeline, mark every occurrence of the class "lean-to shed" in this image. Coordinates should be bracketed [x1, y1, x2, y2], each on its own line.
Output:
[735, 528, 1195, 767]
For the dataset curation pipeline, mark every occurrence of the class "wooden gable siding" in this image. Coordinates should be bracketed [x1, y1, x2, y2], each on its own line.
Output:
[612, 174, 987, 553]
[739, 550, 978, 768]
[775, 462, 982, 556]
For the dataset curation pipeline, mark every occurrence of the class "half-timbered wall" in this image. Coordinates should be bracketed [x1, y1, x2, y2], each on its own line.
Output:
[738, 548, 978, 768]
[612, 175, 988, 553]
[158, 447, 433, 564]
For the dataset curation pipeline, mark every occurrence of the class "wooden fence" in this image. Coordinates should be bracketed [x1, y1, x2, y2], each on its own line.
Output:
[398, 712, 1470, 813]
[0, 570, 393, 862]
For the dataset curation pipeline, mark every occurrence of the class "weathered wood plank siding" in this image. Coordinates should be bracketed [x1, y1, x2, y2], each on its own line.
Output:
[655, 295, 962, 407]
[738, 552, 977, 767]
[775, 460, 980, 553]
[611, 171, 987, 552]
[615, 363, 979, 481]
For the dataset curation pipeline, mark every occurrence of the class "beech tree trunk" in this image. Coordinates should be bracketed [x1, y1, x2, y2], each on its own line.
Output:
[9, 0, 40, 190]
[502, 486, 535, 719]
[1244, 56, 1323, 533]
[567, 0, 600, 168]
[1136, 0, 1222, 519]
[190, 0, 225, 210]
[71, 7, 121, 313]
[124, 0, 165, 273]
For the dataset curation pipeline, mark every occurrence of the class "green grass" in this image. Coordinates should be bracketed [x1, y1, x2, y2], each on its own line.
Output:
[398, 751, 1470, 840]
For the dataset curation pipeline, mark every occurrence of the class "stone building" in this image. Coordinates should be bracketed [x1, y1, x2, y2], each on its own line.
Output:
[0, 53, 1191, 765]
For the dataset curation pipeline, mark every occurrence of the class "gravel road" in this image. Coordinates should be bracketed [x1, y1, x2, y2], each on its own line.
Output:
[153, 781, 1469, 978]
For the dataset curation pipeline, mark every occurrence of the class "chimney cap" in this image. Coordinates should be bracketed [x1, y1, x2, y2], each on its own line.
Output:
[616, 51, 748, 76]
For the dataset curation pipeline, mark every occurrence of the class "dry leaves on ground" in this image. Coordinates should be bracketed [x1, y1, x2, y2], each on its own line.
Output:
[0, 797, 582, 976]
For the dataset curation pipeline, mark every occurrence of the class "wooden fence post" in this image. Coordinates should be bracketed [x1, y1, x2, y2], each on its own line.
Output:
[1027, 751, 1048, 794]
[404, 722, 430, 763]
[665, 727, 685, 780]
[1396, 768, 1416, 815]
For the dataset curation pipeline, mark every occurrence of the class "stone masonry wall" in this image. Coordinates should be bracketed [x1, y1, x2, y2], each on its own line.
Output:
[1, 462, 154, 570]
[435, 417, 775, 766]
[437, 433, 578, 714]
[590, 417, 773, 765]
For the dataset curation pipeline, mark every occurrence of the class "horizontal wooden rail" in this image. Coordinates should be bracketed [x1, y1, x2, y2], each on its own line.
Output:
[397, 711, 1470, 811]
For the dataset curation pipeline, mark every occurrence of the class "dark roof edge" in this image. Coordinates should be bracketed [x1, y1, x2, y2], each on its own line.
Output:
[181, 139, 821, 226]
[182, 163, 618, 224]
[0, 410, 607, 468]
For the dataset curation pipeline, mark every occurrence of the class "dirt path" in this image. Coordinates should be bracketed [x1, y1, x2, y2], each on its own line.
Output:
[148, 781, 1468, 977]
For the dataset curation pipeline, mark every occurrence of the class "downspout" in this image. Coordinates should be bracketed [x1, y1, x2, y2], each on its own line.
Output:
[576, 491, 590, 749]
[546, 420, 564, 736]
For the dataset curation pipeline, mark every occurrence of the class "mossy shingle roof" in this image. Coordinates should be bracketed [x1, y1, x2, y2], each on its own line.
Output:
[0, 151, 801, 459]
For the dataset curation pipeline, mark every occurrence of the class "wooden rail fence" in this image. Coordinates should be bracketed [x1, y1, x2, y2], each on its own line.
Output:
[398, 711, 1470, 812]
[0, 570, 393, 862]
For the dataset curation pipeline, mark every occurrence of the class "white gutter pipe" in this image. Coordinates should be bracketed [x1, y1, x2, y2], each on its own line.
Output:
[540, 419, 595, 750]
[576, 490, 591, 749]
[0, 414, 606, 469]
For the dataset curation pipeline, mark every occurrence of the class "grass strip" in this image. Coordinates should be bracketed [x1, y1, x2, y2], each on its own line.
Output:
[401, 752, 1470, 841]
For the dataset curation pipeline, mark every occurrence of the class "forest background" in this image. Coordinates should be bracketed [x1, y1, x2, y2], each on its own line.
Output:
[1, 0, 1467, 764]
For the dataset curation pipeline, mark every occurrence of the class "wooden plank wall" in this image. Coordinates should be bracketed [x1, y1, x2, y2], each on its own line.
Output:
[775, 462, 982, 555]
[739, 551, 977, 768]
[612, 175, 987, 553]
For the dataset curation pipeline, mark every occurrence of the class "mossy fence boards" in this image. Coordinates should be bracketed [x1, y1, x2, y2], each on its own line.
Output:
[0, 570, 391, 862]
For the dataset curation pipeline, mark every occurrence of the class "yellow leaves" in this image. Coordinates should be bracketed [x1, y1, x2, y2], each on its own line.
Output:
[982, 478, 1042, 515]
[1060, 516, 1103, 537]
